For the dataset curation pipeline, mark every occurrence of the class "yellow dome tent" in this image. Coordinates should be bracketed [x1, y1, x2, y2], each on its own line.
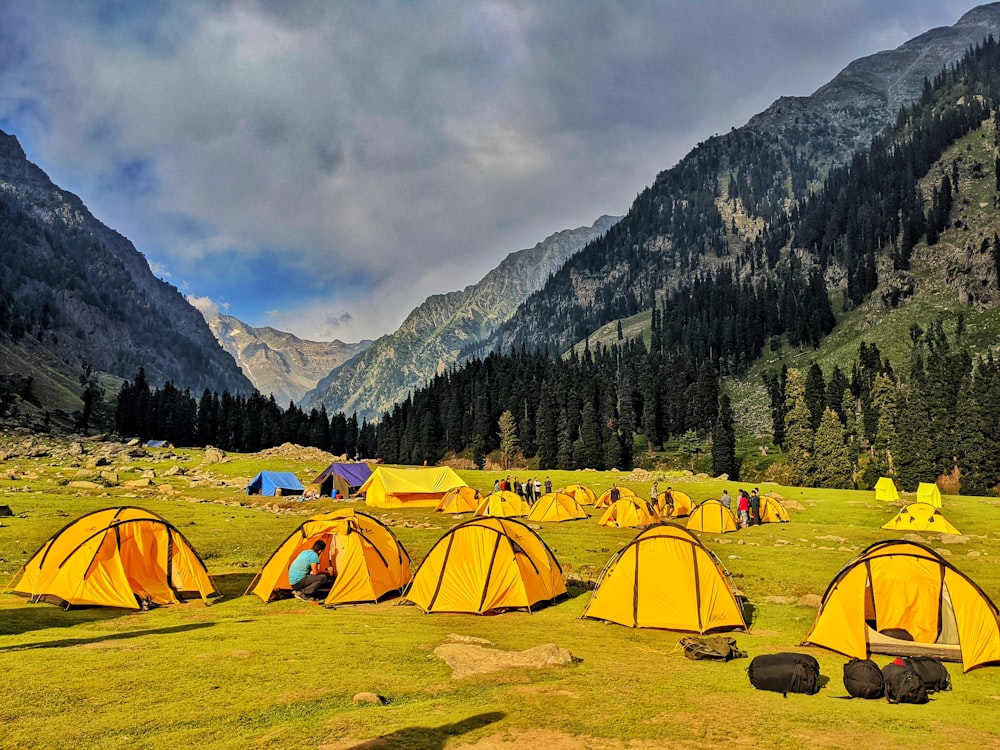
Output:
[435, 486, 482, 514]
[583, 523, 747, 633]
[11, 506, 217, 609]
[759, 495, 790, 523]
[526, 492, 588, 522]
[404, 517, 566, 614]
[598, 497, 657, 528]
[802, 540, 1000, 672]
[474, 491, 530, 517]
[594, 485, 637, 509]
[874, 476, 899, 502]
[916, 482, 943, 508]
[247, 509, 411, 606]
[653, 489, 694, 518]
[360, 466, 467, 508]
[562, 484, 598, 505]
[686, 499, 738, 533]
[881, 502, 961, 535]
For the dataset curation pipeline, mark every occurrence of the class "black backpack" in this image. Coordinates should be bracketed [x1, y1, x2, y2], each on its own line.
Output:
[882, 661, 929, 704]
[903, 657, 951, 693]
[748, 653, 821, 696]
[843, 658, 884, 699]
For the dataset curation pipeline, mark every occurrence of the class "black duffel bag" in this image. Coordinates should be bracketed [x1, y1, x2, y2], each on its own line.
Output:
[903, 657, 951, 693]
[882, 660, 929, 704]
[843, 657, 884, 699]
[748, 653, 821, 696]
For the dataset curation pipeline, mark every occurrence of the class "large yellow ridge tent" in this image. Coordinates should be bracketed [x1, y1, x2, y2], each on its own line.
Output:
[874, 476, 899, 502]
[802, 540, 1000, 671]
[594, 486, 637, 509]
[653, 489, 694, 518]
[561, 484, 598, 505]
[404, 517, 566, 614]
[360, 466, 466, 508]
[11, 506, 217, 609]
[247, 509, 411, 606]
[687, 499, 738, 533]
[435, 486, 481, 514]
[916, 482, 943, 508]
[475, 491, 530, 518]
[882, 502, 961, 535]
[759, 495, 790, 523]
[598, 497, 657, 528]
[526, 492, 588, 522]
[583, 523, 747, 633]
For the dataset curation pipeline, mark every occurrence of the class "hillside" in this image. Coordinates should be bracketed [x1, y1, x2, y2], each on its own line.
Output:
[208, 314, 371, 406]
[0, 130, 253, 408]
[303, 215, 620, 421]
[488, 5, 1000, 355]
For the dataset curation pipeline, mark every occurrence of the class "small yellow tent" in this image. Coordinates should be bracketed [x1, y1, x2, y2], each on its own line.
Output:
[802, 540, 1000, 671]
[526, 492, 588, 522]
[916, 482, 943, 508]
[404, 517, 566, 614]
[599, 497, 657, 528]
[874, 476, 899, 502]
[594, 485, 637, 509]
[12, 506, 217, 609]
[686, 499, 738, 533]
[248, 509, 411, 605]
[759, 495, 790, 523]
[561, 484, 598, 505]
[882, 503, 961, 535]
[653, 489, 694, 518]
[361, 466, 467, 508]
[435, 486, 481, 514]
[583, 523, 747, 633]
[475, 491, 530, 518]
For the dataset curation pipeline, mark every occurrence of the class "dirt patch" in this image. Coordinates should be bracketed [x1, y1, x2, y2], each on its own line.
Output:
[433, 642, 576, 679]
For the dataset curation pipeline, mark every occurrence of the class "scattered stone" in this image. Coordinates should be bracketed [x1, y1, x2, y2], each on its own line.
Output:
[967, 550, 981, 557]
[163, 465, 184, 477]
[773, 539, 790, 546]
[433, 642, 576, 679]
[68, 481, 101, 489]
[815, 535, 848, 543]
[351, 692, 385, 705]
[782, 499, 805, 511]
[124, 478, 152, 488]
[935, 547, 953, 557]
[936, 535, 968, 544]
[126, 438, 141, 447]
[728, 554, 741, 560]
[67, 442, 83, 456]
[903, 533, 927, 544]
[202, 446, 226, 464]
[797, 594, 822, 608]
[444, 634, 494, 645]
[87, 456, 110, 468]
[762, 596, 797, 605]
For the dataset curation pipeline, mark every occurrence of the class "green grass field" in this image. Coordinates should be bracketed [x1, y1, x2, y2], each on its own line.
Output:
[2, 443, 999, 749]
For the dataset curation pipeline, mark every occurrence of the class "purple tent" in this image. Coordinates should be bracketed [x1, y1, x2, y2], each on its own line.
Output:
[312, 462, 373, 498]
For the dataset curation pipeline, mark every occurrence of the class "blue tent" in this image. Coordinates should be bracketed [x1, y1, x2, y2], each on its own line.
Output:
[145, 440, 172, 448]
[246, 471, 305, 497]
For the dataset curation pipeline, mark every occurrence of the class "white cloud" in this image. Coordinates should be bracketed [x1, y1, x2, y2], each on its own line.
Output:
[186, 295, 225, 322]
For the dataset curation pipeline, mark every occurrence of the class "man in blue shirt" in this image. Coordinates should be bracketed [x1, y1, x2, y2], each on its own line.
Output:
[289, 540, 332, 602]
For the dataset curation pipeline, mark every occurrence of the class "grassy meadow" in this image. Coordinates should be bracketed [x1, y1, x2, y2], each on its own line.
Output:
[2, 442, 1000, 749]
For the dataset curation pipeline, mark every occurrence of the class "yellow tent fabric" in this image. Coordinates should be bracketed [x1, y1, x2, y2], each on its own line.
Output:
[404, 517, 566, 614]
[562, 484, 598, 505]
[686, 500, 738, 533]
[874, 476, 899, 502]
[12, 506, 217, 609]
[360, 466, 467, 508]
[916, 482, 943, 508]
[759, 495, 790, 523]
[526, 492, 588, 522]
[583, 523, 747, 633]
[653, 489, 694, 518]
[435, 486, 481, 513]
[248, 509, 411, 606]
[882, 503, 961, 535]
[475, 491, 530, 517]
[802, 540, 1000, 672]
[598, 497, 657, 528]
[594, 486, 637, 509]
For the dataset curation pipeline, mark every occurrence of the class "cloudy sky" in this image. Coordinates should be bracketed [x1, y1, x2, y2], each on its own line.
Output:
[0, 0, 979, 342]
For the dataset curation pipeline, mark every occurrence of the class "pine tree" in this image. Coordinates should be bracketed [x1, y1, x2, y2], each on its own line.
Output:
[711, 394, 738, 479]
[812, 407, 853, 488]
[892, 388, 933, 491]
[577, 401, 604, 470]
[498, 410, 519, 470]
[804, 362, 826, 430]
[784, 394, 814, 486]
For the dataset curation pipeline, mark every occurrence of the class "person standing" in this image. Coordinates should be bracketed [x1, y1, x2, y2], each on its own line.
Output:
[493, 478, 501, 493]
[609, 483, 621, 504]
[750, 487, 762, 526]
[720, 489, 732, 510]
[737, 489, 750, 529]
[544, 476, 553, 494]
[534, 477, 542, 499]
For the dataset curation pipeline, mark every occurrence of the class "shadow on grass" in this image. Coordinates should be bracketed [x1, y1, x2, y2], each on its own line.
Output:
[346, 711, 505, 750]
[741, 599, 758, 629]
[213, 571, 258, 600]
[0, 600, 125, 637]
[0, 622, 214, 652]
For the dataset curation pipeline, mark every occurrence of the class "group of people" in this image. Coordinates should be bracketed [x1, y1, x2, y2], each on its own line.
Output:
[720, 487, 763, 528]
[493, 475, 553, 502]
